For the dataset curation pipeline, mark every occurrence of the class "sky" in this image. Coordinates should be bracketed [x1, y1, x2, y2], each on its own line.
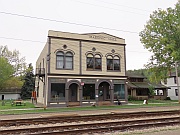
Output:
[0, 0, 178, 70]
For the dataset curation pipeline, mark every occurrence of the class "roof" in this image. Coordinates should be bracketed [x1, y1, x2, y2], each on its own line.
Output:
[126, 72, 147, 79]
[127, 82, 150, 89]
[82, 32, 124, 40]
[48, 30, 125, 44]
[127, 81, 169, 89]
[0, 88, 21, 94]
[151, 83, 170, 89]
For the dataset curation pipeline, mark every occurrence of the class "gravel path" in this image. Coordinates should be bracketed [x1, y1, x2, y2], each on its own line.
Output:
[101, 126, 180, 135]
[143, 128, 180, 135]
[125, 126, 180, 135]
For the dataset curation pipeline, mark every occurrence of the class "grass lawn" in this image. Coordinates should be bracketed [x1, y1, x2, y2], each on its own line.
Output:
[0, 99, 179, 115]
[0, 100, 35, 110]
[128, 99, 179, 104]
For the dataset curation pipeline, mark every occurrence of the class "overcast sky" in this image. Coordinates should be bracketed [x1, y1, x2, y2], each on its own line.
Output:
[0, 0, 178, 70]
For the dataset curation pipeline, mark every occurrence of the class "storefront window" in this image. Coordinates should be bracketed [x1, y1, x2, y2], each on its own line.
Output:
[83, 84, 95, 100]
[51, 83, 65, 101]
[114, 84, 125, 99]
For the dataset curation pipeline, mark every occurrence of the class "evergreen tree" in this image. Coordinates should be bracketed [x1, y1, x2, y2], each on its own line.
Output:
[20, 63, 35, 99]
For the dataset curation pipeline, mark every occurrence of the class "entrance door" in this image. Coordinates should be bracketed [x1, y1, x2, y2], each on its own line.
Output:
[2, 95, 4, 100]
[98, 82, 110, 101]
[69, 83, 78, 102]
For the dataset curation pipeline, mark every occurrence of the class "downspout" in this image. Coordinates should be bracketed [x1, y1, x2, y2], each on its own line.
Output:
[44, 37, 51, 107]
[124, 44, 128, 102]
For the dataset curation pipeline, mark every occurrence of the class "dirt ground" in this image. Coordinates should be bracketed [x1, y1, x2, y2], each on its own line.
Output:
[135, 127, 180, 135]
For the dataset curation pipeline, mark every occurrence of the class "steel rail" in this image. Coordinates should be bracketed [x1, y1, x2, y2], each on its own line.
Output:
[0, 116, 180, 135]
[39, 121, 180, 135]
[0, 110, 180, 127]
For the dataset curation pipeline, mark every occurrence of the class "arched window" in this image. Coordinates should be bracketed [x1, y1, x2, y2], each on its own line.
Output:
[65, 52, 73, 69]
[56, 51, 64, 69]
[86, 53, 101, 70]
[107, 55, 113, 70]
[113, 56, 120, 70]
[87, 54, 93, 70]
[56, 51, 73, 69]
[95, 54, 101, 70]
[107, 55, 120, 71]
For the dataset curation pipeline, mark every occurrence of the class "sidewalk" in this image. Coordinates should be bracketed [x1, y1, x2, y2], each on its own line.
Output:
[0, 108, 43, 112]
[0, 102, 179, 112]
[0, 105, 179, 120]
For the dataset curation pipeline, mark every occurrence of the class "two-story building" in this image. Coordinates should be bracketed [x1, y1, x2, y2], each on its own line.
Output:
[35, 30, 127, 107]
[162, 72, 180, 100]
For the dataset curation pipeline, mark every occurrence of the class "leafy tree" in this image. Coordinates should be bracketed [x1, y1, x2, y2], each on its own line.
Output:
[4, 77, 23, 88]
[0, 57, 14, 90]
[139, 1, 180, 82]
[0, 45, 27, 76]
[148, 85, 155, 97]
[20, 63, 35, 99]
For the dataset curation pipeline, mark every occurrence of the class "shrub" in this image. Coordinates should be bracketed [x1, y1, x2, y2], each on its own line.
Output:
[128, 95, 135, 101]
[165, 97, 171, 100]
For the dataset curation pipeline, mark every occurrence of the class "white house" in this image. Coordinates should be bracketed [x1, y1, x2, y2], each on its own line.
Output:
[162, 72, 179, 100]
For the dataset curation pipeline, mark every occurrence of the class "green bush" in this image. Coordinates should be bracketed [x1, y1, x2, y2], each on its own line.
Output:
[165, 97, 171, 100]
[128, 95, 135, 101]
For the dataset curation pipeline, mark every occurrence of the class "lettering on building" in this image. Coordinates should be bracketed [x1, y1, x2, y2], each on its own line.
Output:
[89, 35, 117, 41]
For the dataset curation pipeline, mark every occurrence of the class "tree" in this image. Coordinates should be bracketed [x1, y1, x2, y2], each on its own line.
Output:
[148, 85, 155, 97]
[0, 57, 14, 90]
[139, 1, 180, 82]
[5, 77, 23, 89]
[0, 45, 27, 76]
[20, 63, 35, 99]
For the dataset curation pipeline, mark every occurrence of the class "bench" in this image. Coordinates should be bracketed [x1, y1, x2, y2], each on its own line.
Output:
[12, 100, 26, 106]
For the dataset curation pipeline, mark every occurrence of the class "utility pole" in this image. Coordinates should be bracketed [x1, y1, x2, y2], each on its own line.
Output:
[175, 61, 180, 103]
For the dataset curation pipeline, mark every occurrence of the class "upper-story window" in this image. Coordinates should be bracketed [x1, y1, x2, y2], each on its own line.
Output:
[107, 55, 120, 71]
[175, 89, 178, 96]
[56, 51, 73, 69]
[174, 76, 177, 84]
[87, 53, 102, 70]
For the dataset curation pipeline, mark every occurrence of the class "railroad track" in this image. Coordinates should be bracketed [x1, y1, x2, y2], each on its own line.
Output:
[0, 110, 180, 127]
[0, 110, 180, 135]
[0, 117, 180, 135]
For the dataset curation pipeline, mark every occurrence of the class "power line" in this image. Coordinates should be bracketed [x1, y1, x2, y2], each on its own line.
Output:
[0, 36, 44, 43]
[0, 36, 150, 54]
[0, 11, 138, 34]
[97, 0, 151, 12]
[71, 0, 148, 16]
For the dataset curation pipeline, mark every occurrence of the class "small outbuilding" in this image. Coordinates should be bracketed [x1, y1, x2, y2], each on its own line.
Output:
[0, 88, 21, 100]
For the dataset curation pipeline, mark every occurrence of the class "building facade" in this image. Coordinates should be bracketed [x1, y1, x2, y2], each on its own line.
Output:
[162, 72, 179, 100]
[35, 30, 128, 107]
[127, 73, 168, 100]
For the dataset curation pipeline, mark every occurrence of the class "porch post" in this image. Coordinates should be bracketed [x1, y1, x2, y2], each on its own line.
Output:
[124, 83, 128, 102]
[110, 89, 114, 104]
[95, 89, 99, 106]
[65, 89, 69, 107]
[79, 89, 82, 106]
